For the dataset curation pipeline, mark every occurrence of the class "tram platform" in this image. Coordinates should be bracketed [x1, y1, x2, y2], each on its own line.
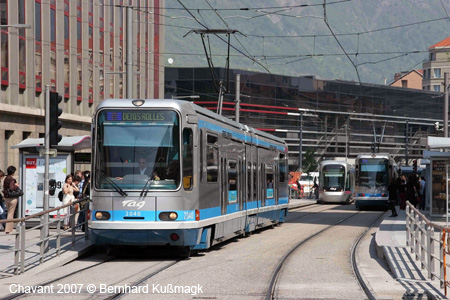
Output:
[0, 227, 92, 278]
[374, 207, 446, 300]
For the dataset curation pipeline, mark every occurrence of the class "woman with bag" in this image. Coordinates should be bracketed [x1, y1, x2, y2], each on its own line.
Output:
[3, 166, 21, 234]
[62, 174, 79, 230]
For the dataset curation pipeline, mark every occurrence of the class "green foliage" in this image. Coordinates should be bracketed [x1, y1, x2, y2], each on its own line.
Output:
[302, 148, 318, 176]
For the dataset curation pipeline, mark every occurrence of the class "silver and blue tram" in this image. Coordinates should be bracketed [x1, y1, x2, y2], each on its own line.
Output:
[318, 160, 354, 204]
[354, 154, 397, 209]
[89, 99, 289, 253]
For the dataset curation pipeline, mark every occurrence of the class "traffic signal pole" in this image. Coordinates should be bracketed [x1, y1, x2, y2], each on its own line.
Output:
[41, 85, 50, 253]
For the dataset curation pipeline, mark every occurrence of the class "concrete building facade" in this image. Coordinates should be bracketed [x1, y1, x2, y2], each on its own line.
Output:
[0, 0, 164, 170]
[422, 36, 450, 92]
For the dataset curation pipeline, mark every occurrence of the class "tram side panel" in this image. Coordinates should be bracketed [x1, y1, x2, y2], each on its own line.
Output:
[212, 127, 246, 242]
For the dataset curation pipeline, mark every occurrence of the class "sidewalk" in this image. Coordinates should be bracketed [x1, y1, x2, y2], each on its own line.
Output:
[0, 225, 92, 278]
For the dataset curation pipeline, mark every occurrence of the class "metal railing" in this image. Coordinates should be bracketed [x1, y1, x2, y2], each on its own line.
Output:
[405, 201, 450, 295]
[0, 197, 90, 275]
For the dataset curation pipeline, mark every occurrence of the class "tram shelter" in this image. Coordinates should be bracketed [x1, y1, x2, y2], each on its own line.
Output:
[11, 136, 91, 219]
[425, 137, 450, 218]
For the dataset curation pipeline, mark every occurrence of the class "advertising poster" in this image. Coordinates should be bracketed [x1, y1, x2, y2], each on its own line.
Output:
[431, 159, 450, 216]
[24, 154, 69, 216]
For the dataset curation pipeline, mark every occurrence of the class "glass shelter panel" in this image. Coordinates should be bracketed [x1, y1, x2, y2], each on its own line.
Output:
[430, 159, 450, 216]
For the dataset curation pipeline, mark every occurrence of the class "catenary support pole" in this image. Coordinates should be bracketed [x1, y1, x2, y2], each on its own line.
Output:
[235, 74, 240, 123]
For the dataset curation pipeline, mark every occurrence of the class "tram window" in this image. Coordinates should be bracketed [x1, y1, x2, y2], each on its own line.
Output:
[247, 162, 252, 201]
[279, 154, 286, 183]
[200, 130, 203, 182]
[253, 163, 257, 200]
[206, 134, 219, 182]
[266, 166, 274, 199]
[228, 161, 238, 203]
[183, 128, 193, 190]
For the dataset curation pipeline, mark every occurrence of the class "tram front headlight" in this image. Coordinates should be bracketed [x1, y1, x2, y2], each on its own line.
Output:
[95, 211, 111, 220]
[159, 211, 178, 221]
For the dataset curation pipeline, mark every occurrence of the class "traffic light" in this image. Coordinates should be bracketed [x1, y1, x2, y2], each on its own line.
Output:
[49, 91, 63, 146]
[413, 160, 417, 173]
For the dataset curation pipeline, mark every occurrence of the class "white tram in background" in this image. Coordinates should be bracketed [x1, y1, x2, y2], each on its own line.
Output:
[89, 99, 289, 255]
[318, 160, 355, 204]
[354, 154, 397, 209]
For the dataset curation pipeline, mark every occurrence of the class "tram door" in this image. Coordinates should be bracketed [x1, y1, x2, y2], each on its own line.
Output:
[245, 144, 254, 209]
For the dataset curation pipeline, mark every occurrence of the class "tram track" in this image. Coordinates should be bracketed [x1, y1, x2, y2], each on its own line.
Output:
[264, 207, 385, 300]
[350, 212, 386, 300]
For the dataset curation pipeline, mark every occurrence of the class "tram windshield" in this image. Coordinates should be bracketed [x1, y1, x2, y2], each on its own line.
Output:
[358, 158, 389, 187]
[95, 110, 180, 190]
[322, 165, 345, 191]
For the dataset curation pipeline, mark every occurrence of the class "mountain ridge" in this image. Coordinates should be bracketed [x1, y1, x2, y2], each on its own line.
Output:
[164, 0, 450, 85]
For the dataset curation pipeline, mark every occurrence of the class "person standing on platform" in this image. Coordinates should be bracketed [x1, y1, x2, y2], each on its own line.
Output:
[388, 178, 398, 217]
[77, 171, 90, 232]
[62, 174, 79, 231]
[3, 166, 20, 234]
[399, 178, 407, 210]
[0, 170, 6, 230]
[419, 176, 426, 210]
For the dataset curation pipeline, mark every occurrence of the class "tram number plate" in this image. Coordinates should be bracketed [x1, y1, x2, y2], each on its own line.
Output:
[125, 211, 142, 217]
[184, 211, 194, 220]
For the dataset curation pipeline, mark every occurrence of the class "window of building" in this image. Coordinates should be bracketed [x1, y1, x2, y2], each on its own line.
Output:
[401, 80, 407, 88]
[99, 0, 104, 101]
[18, 0, 26, 89]
[434, 68, 441, 79]
[35, 0, 42, 92]
[430, 53, 436, 61]
[77, 2, 82, 101]
[64, 0, 70, 98]
[50, 2, 56, 91]
[1, 0, 8, 85]
[433, 85, 441, 92]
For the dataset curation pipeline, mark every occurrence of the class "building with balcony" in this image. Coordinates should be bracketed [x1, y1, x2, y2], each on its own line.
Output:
[0, 0, 164, 170]
[422, 36, 450, 92]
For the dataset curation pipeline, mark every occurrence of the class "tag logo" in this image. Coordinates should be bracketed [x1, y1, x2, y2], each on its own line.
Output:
[122, 200, 145, 209]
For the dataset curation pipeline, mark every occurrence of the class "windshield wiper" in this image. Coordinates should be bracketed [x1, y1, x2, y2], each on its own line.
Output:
[140, 177, 152, 197]
[97, 169, 128, 196]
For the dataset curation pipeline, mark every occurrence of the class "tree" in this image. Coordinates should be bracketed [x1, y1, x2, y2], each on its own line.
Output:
[302, 148, 318, 176]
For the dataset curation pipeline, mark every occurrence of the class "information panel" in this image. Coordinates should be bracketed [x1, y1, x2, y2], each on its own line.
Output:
[23, 154, 70, 216]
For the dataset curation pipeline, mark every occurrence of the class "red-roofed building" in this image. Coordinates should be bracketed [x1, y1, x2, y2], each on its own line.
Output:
[389, 70, 423, 89]
[422, 36, 450, 92]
